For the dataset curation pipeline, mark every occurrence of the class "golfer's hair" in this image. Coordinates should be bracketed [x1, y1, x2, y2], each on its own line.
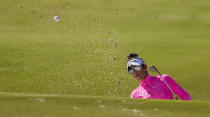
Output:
[127, 53, 141, 61]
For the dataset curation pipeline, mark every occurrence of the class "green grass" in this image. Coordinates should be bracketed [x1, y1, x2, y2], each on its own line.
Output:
[1, 0, 210, 116]
[0, 92, 210, 117]
[0, 0, 210, 101]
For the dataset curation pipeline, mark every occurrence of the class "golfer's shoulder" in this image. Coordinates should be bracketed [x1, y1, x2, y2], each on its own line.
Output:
[162, 74, 172, 78]
[149, 76, 162, 83]
[156, 74, 174, 80]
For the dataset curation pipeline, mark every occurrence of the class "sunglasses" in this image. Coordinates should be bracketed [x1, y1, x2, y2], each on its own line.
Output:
[127, 65, 141, 75]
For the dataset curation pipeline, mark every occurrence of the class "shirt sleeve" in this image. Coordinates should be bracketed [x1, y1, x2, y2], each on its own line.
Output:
[130, 90, 137, 98]
[130, 89, 143, 98]
[162, 74, 191, 100]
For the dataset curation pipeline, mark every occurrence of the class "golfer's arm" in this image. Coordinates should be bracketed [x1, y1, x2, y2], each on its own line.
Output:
[130, 90, 138, 98]
[164, 75, 191, 100]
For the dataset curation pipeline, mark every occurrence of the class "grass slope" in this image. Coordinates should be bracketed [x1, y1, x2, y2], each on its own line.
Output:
[0, 0, 210, 101]
[0, 93, 210, 117]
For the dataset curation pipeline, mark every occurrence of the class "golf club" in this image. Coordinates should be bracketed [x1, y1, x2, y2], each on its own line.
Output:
[149, 65, 179, 100]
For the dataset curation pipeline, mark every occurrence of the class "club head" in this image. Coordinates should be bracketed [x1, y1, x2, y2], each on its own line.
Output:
[149, 65, 158, 72]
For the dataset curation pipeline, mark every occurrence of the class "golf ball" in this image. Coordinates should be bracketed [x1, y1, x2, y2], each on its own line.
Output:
[54, 16, 59, 22]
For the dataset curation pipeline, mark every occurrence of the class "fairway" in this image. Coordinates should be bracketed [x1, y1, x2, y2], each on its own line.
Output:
[0, 0, 210, 116]
[0, 92, 210, 117]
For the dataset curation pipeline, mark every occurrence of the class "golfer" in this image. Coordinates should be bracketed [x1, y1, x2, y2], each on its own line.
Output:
[127, 53, 191, 100]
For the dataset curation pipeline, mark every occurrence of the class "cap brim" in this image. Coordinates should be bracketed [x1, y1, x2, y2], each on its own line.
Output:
[127, 59, 145, 68]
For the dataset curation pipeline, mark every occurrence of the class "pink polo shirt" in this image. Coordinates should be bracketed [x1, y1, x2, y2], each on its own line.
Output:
[130, 74, 191, 100]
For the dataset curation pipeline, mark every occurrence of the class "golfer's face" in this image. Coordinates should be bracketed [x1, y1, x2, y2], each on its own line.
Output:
[133, 65, 146, 80]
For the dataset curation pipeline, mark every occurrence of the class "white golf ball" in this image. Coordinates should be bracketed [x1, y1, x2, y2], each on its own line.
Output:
[54, 16, 59, 22]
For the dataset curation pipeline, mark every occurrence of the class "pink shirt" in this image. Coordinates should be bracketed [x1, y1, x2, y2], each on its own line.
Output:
[130, 74, 191, 100]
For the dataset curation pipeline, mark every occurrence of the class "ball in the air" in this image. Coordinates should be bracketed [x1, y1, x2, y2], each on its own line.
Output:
[54, 16, 59, 22]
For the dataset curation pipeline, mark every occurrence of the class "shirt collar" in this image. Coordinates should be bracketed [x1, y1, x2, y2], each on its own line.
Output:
[138, 74, 151, 84]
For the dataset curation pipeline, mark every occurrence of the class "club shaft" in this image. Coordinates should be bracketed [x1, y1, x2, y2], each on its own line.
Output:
[154, 68, 179, 100]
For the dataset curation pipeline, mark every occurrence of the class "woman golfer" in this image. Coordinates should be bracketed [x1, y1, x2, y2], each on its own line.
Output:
[127, 53, 191, 100]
